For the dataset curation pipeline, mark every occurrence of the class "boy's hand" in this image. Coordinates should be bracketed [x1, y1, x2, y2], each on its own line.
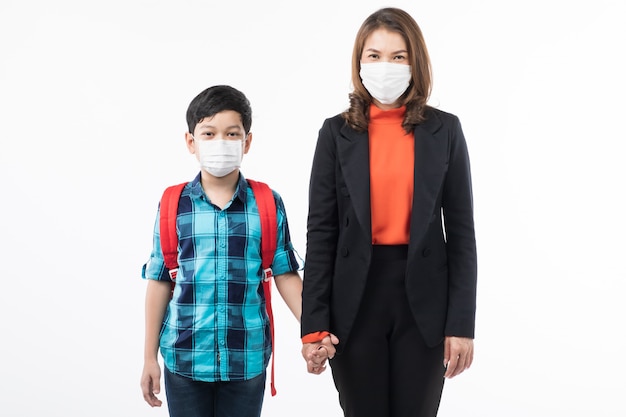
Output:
[140, 360, 163, 407]
[304, 344, 329, 374]
[302, 333, 339, 374]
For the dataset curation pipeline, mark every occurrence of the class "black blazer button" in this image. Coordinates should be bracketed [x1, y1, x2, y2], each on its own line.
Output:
[340, 247, 349, 257]
[422, 247, 431, 257]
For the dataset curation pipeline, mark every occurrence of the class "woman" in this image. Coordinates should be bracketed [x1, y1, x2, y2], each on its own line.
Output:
[301, 7, 478, 417]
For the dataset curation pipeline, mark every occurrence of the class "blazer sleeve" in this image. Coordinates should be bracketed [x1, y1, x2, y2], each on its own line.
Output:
[301, 117, 340, 337]
[442, 115, 478, 338]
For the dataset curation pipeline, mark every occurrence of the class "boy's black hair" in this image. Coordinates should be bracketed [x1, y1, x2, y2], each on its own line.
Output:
[186, 85, 252, 134]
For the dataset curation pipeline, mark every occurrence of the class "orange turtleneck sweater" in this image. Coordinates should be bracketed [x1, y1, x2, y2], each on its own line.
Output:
[368, 104, 414, 245]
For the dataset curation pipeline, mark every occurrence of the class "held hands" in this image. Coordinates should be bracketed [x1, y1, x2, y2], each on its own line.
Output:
[140, 360, 163, 407]
[443, 336, 474, 378]
[302, 334, 340, 374]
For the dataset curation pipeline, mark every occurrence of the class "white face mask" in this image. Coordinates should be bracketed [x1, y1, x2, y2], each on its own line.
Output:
[195, 138, 243, 177]
[360, 62, 412, 105]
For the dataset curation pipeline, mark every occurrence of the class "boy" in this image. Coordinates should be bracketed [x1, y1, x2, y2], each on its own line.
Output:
[140, 85, 304, 417]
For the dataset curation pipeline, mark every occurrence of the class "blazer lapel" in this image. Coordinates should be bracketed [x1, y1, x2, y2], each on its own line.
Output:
[409, 109, 448, 257]
[337, 124, 372, 243]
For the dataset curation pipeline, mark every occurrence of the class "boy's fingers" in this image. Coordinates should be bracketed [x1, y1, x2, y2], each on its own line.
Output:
[309, 362, 327, 374]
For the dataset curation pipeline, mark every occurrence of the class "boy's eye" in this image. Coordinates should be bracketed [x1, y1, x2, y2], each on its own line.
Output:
[195, 130, 243, 140]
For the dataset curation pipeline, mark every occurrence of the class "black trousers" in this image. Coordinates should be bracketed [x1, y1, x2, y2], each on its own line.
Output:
[330, 245, 445, 417]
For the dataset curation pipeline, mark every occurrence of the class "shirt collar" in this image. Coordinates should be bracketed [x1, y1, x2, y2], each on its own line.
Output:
[189, 171, 249, 204]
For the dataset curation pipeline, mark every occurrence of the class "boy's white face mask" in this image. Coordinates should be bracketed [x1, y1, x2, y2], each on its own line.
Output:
[360, 62, 412, 105]
[195, 138, 244, 177]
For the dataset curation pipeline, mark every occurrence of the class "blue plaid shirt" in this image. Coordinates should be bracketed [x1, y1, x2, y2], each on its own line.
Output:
[142, 173, 301, 382]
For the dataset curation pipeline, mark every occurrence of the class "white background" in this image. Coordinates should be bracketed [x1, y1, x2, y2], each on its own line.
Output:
[1, 0, 625, 416]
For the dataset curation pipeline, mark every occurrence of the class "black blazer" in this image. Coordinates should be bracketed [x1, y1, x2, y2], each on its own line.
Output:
[302, 107, 477, 350]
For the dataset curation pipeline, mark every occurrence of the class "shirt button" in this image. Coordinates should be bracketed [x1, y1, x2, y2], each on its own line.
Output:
[219, 340, 225, 345]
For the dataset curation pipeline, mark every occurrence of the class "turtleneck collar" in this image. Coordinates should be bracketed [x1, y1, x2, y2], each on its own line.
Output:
[369, 103, 406, 124]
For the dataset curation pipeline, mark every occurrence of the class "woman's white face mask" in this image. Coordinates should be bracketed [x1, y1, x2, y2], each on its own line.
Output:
[194, 138, 244, 177]
[360, 62, 412, 105]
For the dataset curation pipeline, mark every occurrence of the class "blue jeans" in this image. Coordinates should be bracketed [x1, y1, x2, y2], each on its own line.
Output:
[164, 367, 266, 417]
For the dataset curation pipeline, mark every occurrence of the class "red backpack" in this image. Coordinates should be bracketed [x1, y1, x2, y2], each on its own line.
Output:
[158, 179, 279, 396]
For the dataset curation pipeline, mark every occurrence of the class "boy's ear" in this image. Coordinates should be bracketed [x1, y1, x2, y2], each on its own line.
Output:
[243, 132, 252, 154]
[185, 132, 196, 154]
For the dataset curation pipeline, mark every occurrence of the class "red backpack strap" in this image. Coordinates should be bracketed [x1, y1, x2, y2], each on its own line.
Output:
[159, 182, 188, 298]
[247, 179, 278, 396]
